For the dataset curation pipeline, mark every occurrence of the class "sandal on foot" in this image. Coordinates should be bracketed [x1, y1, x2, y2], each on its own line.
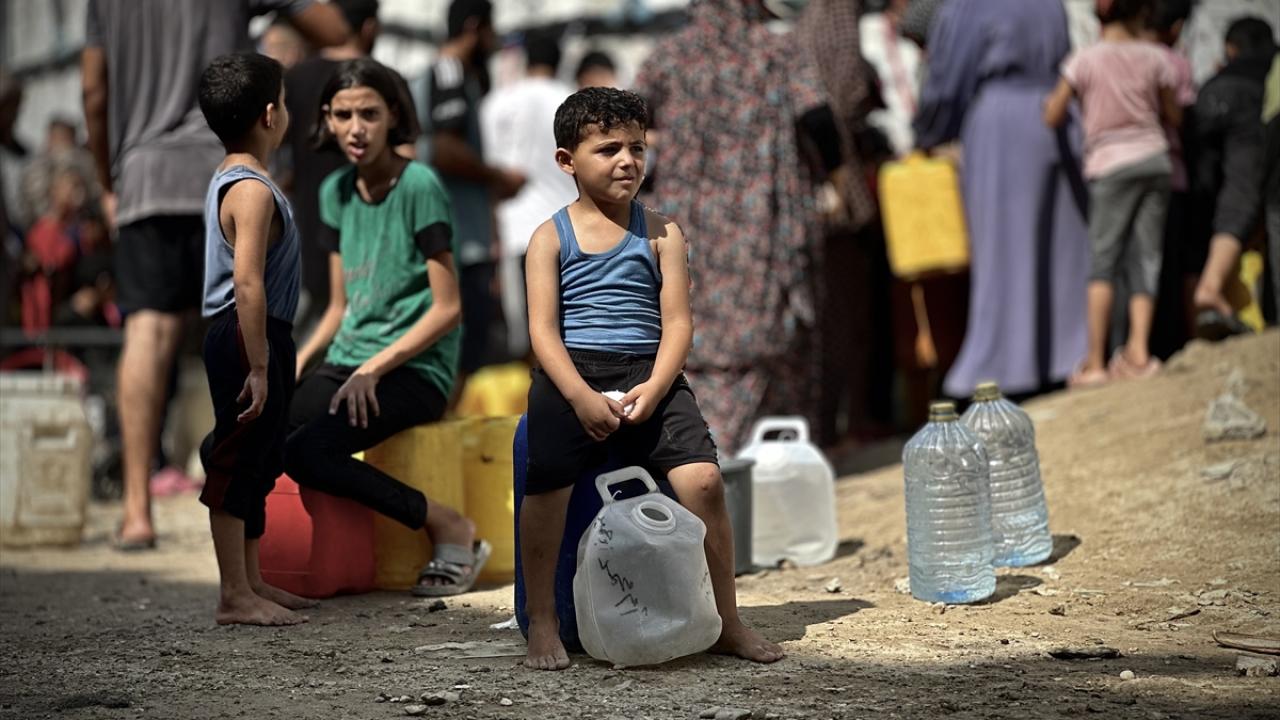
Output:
[1195, 309, 1250, 342]
[1068, 364, 1109, 389]
[411, 540, 491, 597]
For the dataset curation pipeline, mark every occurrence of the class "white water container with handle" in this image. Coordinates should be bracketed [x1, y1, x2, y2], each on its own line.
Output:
[737, 417, 838, 567]
[573, 466, 721, 667]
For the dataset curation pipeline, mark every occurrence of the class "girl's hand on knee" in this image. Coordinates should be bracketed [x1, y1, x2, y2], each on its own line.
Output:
[330, 368, 381, 428]
[571, 391, 624, 442]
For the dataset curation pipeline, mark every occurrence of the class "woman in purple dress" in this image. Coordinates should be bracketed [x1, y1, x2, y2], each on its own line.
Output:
[915, 0, 1090, 398]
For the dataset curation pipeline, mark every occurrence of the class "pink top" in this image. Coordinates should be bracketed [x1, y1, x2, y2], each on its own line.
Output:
[1062, 41, 1178, 179]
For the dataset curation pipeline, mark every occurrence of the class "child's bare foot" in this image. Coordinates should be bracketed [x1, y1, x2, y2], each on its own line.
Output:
[524, 619, 571, 670]
[710, 621, 785, 664]
[215, 591, 308, 626]
[251, 581, 319, 610]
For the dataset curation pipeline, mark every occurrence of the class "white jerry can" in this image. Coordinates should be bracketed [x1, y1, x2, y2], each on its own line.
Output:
[0, 373, 92, 547]
[737, 417, 838, 567]
[573, 466, 722, 667]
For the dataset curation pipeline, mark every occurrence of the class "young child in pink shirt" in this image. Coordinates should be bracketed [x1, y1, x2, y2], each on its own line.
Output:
[1044, 0, 1182, 386]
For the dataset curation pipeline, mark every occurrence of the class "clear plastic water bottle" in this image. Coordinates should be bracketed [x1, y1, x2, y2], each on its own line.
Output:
[961, 382, 1052, 567]
[903, 401, 995, 604]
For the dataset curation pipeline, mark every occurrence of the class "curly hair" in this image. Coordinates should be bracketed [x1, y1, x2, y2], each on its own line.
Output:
[553, 87, 648, 150]
[198, 53, 283, 146]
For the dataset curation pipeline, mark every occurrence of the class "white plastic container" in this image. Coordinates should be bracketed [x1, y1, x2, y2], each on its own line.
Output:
[0, 373, 92, 547]
[737, 417, 838, 567]
[573, 466, 721, 667]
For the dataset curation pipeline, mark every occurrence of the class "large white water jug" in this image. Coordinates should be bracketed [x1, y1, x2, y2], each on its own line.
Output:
[0, 373, 92, 547]
[573, 467, 721, 667]
[737, 417, 838, 567]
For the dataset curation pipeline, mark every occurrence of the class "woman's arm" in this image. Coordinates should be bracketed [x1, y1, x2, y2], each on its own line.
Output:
[295, 252, 346, 378]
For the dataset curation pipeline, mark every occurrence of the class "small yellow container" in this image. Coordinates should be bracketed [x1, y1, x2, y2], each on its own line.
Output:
[364, 421, 465, 590]
[879, 152, 970, 278]
[461, 416, 520, 582]
[454, 362, 531, 418]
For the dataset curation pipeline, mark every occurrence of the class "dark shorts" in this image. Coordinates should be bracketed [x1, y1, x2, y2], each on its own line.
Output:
[198, 309, 296, 539]
[115, 215, 204, 314]
[526, 349, 719, 495]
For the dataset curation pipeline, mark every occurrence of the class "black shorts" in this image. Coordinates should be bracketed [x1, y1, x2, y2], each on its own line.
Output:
[525, 349, 719, 495]
[198, 309, 296, 539]
[115, 215, 204, 313]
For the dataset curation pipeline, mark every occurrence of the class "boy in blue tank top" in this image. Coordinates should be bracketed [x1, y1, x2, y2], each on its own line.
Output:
[521, 87, 784, 670]
[195, 53, 313, 627]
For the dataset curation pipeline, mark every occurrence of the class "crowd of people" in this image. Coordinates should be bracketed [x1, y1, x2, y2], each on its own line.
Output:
[0, 0, 1277, 601]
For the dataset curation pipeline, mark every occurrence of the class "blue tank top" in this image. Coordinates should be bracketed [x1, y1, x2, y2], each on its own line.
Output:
[556, 201, 662, 355]
[202, 165, 301, 323]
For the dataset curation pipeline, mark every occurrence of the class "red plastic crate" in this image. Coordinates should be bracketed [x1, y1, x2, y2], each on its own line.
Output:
[259, 475, 376, 598]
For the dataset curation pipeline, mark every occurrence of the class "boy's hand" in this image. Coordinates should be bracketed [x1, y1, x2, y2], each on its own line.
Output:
[237, 368, 269, 423]
[620, 380, 665, 425]
[571, 390, 626, 442]
[330, 366, 381, 429]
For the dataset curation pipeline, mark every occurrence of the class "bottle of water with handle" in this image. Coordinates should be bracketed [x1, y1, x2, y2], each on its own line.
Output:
[961, 382, 1052, 567]
[903, 401, 995, 604]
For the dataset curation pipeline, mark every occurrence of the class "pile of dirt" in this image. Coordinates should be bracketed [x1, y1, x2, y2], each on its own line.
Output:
[2, 332, 1277, 720]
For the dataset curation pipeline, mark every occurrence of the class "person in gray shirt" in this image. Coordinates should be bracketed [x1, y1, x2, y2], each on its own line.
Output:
[82, 0, 349, 550]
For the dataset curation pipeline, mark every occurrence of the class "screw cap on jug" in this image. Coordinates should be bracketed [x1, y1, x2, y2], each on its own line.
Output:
[972, 382, 1002, 402]
[928, 401, 959, 422]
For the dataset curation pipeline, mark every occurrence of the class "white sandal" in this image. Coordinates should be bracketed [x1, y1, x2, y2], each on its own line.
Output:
[411, 540, 492, 597]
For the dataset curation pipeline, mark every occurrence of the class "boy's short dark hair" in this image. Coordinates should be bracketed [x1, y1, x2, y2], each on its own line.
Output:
[554, 87, 647, 150]
[198, 53, 284, 146]
[525, 30, 562, 72]
[335, 0, 380, 31]
[312, 57, 421, 150]
[1225, 16, 1277, 59]
[1148, 0, 1192, 32]
[1096, 0, 1155, 23]
[575, 50, 615, 83]
[447, 0, 492, 39]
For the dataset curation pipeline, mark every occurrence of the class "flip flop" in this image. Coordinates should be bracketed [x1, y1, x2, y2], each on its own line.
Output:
[114, 533, 157, 552]
[412, 540, 492, 597]
[1068, 364, 1109, 389]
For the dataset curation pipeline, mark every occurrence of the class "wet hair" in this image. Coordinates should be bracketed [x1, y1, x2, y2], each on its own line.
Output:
[335, 0, 380, 31]
[1148, 0, 1192, 33]
[198, 53, 284, 146]
[311, 57, 421, 150]
[553, 87, 647, 150]
[447, 0, 492, 39]
[574, 50, 616, 85]
[525, 30, 562, 72]
[1096, 0, 1155, 23]
[1225, 16, 1277, 59]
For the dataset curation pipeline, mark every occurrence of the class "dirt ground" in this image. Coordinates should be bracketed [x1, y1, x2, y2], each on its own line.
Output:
[2, 332, 1278, 720]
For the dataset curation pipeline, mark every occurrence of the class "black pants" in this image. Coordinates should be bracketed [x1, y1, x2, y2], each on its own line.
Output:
[284, 364, 448, 529]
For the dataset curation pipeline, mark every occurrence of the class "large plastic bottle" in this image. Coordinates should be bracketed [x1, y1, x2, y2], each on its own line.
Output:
[573, 467, 721, 667]
[903, 401, 995, 604]
[961, 382, 1052, 567]
[736, 417, 838, 567]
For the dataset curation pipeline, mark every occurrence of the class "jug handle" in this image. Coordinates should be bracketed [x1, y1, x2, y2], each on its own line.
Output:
[595, 466, 660, 504]
[748, 417, 810, 445]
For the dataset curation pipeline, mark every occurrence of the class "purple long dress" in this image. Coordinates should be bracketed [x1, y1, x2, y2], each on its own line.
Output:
[915, 0, 1089, 397]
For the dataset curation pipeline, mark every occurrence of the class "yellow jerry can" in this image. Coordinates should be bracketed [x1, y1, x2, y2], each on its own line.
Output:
[879, 152, 970, 278]
[454, 362, 532, 418]
[364, 421, 465, 590]
[1226, 250, 1265, 333]
[460, 416, 520, 583]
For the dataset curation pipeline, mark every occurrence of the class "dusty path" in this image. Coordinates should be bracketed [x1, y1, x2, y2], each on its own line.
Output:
[2, 333, 1278, 720]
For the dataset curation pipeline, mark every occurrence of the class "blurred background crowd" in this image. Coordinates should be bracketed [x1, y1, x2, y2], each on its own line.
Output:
[1, 0, 1277, 504]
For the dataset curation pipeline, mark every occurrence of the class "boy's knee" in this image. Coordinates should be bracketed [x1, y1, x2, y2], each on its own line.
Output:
[679, 464, 724, 504]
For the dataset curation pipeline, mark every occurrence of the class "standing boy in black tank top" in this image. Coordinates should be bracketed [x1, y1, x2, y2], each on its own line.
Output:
[521, 88, 785, 670]
[196, 53, 314, 627]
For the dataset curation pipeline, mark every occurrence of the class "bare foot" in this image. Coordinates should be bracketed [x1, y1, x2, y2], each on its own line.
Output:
[710, 621, 785, 664]
[116, 518, 156, 549]
[524, 618, 571, 670]
[215, 591, 308, 626]
[251, 581, 319, 610]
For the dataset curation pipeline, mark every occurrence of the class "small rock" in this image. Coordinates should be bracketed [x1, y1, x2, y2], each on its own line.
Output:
[1203, 394, 1267, 442]
[499, 698, 513, 707]
[1042, 566, 1061, 580]
[420, 691, 459, 705]
[893, 577, 911, 594]
[375, 693, 389, 703]
[1196, 589, 1230, 606]
[403, 705, 428, 717]
[1201, 461, 1241, 482]
[1225, 368, 1249, 398]
[1033, 586, 1060, 597]
[427, 600, 448, 613]
[824, 578, 842, 593]
[700, 708, 721, 719]
[1236, 654, 1279, 677]
[715, 709, 753, 720]
[1048, 646, 1121, 660]
[1049, 605, 1067, 617]
[398, 695, 413, 703]
[931, 602, 947, 615]
[1120, 670, 1135, 680]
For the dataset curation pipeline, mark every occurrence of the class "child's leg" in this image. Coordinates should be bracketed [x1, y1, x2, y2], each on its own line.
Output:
[210, 510, 305, 626]
[243, 537, 318, 610]
[1123, 171, 1171, 368]
[666, 462, 784, 664]
[1084, 280, 1114, 372]
[520, 485, 573, 670]
[1193, 232, 1243, 317]
[1081, 167, 1148, 376]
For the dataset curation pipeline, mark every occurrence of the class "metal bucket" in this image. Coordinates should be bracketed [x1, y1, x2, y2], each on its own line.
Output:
[721, 458, 755, 576]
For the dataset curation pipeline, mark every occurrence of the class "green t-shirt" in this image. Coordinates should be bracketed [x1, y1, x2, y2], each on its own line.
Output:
[318, 161, 461, 397]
